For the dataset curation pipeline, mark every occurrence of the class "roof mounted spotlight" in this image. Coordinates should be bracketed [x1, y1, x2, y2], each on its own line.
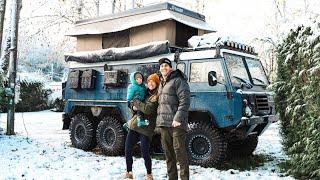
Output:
[226, 41, 231, 47]
[231, 41, 235, 48]
[241, 44, 245, 50]
[245, 45, 249, 51]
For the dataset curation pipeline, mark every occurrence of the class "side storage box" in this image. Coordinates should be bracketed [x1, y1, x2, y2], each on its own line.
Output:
[81, 69, 97, 89]
[104, 70, 127, 87]
[69, 70, 82, 89]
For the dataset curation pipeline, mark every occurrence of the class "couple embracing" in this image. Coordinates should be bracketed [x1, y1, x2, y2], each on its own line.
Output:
[124, 58, 190, 180]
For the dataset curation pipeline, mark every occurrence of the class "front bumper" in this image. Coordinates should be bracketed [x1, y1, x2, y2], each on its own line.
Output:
[240, 115, 278, 126]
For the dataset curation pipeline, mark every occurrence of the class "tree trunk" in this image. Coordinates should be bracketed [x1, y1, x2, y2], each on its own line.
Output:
[111, 0, 115, 14]
[95, 0, 99, 16]
[0, 0, 6, 53]
[6, 0, 22, 135]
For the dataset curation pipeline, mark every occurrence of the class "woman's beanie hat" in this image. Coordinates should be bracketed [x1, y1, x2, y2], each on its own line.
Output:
[147, 73, 160, 85]
[158, 58, 172, 68]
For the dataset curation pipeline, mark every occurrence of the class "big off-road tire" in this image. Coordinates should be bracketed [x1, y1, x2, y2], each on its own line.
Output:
[69, 113, 97, 150]
[227, 135, 258, 158]
[96, 116, 125, 156]
[186, 121, 227, 167]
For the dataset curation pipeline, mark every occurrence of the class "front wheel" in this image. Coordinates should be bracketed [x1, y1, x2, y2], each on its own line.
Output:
[186, 121, 227, 167]
[96, 116, 125, 156]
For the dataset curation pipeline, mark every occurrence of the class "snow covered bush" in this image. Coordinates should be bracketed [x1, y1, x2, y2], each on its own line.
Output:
[48, 90, 64, 112]
[15, 80, 52, 112]
[274, 23, 320, 179]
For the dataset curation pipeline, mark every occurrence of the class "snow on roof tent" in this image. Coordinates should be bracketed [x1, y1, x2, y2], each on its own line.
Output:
[67, 2, 214, 36]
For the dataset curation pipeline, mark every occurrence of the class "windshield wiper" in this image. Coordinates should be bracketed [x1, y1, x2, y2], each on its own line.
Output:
[232, 75, 253, 89]
[252, 77, 266, 85]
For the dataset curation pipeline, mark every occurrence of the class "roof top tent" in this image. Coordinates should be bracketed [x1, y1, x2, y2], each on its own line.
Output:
[66, 2, 215, 52]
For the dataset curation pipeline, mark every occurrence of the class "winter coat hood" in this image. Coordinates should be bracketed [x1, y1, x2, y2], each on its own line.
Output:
[130, 72, 144, 85]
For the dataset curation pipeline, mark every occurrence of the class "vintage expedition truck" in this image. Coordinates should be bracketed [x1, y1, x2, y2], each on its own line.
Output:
[62, 38, 277, 167]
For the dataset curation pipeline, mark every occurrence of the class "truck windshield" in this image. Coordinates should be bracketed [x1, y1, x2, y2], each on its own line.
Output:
[245, 58, 269, 86]
[224, 53, 251, 85]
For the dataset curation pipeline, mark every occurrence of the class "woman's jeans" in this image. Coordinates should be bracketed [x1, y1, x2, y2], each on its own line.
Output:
[125, 129, 152, 174]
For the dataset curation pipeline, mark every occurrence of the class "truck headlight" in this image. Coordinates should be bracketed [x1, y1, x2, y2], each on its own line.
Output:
[245, 106, 252, 116]
[243, 99, 252, 117]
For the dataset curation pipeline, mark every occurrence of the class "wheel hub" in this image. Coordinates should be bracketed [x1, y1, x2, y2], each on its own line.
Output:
[75, 124, 86, 142]
[188, 135, 212, 159]
[103, 127, 116, 146]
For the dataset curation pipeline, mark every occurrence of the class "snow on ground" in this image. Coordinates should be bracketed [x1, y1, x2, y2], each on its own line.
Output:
[0, 111, 294, 180]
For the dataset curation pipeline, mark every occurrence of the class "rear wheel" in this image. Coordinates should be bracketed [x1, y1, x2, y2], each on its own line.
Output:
[96, 116, 125, 156]
[69, 113, 97, 150]
[186, 121, 227, 167]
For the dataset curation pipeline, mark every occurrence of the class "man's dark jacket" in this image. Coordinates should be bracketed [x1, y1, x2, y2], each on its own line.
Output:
[156, 69, 190, 131]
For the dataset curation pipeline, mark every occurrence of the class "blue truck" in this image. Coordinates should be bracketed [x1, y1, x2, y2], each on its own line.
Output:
[62, 40, 277, 167]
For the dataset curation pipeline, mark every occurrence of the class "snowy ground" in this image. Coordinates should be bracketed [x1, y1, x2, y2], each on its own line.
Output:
[0, 111, 294, 180]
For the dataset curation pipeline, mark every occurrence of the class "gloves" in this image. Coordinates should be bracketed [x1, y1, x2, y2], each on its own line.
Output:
[128, 101, 137, 114]
[132, 98, 141, 108]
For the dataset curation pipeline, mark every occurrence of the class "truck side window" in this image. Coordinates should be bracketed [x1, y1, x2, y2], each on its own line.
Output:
[190, 61, 225, 83]
[177, 63, 185, 73]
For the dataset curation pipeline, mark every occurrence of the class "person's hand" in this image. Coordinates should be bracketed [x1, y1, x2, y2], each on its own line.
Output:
[172, 120, 181, 127]
[132, 106, 138, 111]
[132, 98, 141, 107]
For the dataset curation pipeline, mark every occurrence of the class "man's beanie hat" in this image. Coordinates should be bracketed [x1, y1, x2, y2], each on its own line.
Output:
[158, 58, 172, 68]
[147, 73, 160, 85]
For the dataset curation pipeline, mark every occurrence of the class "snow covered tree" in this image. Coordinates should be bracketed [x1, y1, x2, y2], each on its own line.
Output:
[274, 23, 320, 179]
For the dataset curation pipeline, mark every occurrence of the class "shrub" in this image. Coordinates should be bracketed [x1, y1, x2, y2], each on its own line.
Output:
[15, 80, 52, 112]
[274, 24, 320, 179]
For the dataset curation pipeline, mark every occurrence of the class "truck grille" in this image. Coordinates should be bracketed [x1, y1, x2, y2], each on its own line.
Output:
[254, 95, 269, 115]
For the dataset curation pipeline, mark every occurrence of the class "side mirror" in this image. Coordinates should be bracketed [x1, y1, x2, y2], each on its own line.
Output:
[208, 71, 218, 86]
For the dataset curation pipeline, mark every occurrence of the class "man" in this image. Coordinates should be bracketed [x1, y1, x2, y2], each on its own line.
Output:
[157, 58, 190, 180]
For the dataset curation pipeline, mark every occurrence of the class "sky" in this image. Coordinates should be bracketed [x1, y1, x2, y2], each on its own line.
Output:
[131, 0, 319, 44]
[2, 0, 319, 75]
[18, 0, 320, 46]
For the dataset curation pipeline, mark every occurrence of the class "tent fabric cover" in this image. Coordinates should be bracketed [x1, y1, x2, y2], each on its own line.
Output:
[65, 41, 170, 63]
[66, 8, 215, 36]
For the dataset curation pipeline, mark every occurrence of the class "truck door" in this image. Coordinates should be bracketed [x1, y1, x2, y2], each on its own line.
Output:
[185, 58, 235, 128]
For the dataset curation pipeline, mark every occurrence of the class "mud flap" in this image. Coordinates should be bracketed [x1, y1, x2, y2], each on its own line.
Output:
[62, 113, 71, 130]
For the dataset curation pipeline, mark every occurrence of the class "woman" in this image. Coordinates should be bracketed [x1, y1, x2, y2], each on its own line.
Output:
[124, 73, 160, 180]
